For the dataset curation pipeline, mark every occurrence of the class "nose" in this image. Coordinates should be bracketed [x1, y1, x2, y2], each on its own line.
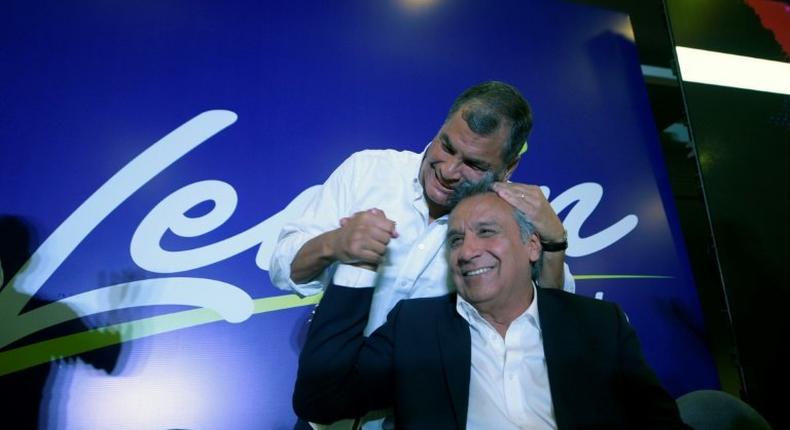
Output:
[442, 156, 463, 183]
[456, 235, 481, 266]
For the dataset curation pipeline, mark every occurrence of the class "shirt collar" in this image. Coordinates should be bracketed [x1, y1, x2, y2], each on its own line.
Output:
[456, 282, 541, 333]
[411, 142, 430, 195]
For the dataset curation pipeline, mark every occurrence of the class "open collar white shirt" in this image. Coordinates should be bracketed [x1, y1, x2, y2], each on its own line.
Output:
[270, 148, 453, 334]
[457, 283, 557, 430]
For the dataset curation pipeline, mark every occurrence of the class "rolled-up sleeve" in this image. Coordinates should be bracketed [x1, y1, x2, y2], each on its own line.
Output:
[270, 225, 334, 296]
[269, 153, 364, 296]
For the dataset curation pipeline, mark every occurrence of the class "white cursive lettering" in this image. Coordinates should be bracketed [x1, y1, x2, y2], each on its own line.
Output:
[0, 111, 637, 351]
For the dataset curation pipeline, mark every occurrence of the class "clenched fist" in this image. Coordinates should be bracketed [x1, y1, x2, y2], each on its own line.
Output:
[333, 208, 399, 270]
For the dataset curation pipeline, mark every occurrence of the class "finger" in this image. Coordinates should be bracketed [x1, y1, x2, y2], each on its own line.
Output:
[496, 186, 531, 208]
[363, 212, 399, 238]
[365, 227, 395, 245]
[495, 181, 542, 193]
[384, 219, 399, 238]
[497, 182, 541, 202]
[493, 187, 544, 220]
[363, 240, 388, 257]
[492, 181, 529, 193]
[346, 238, 387, 262]
[345, 211, 386, 231]
[492, 182, 520, 200]
[357, 249, 385, 265]
[491, 182, 507, 192]
[520, 186, 544, 201]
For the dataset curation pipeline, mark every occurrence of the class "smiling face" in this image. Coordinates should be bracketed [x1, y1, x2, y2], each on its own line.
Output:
[420, 109, 514, 219]
[448, 193, 540, 316]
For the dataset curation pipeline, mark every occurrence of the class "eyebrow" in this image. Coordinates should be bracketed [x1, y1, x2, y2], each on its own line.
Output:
[439, 134, 455, 152]
[473, 221, 499, 230]
[440, 133, 493, 171]
[447, 221, 500, 238]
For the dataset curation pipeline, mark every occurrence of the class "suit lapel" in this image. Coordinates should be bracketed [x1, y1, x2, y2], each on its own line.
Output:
[538, 288, 580, 430]
[437, 296, 471, 430]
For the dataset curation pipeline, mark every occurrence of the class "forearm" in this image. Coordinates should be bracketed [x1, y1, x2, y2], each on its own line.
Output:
[290, 229, 341, 284]
[538, 250, 565, 289]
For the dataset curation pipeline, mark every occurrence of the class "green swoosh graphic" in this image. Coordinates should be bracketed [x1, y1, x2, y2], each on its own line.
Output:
[0, 274, 672, 377]
[0, 293, 322, 377]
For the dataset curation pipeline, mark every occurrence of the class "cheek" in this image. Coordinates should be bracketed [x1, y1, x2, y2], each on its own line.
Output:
[425, 142, 441, 159]
[430, 151, 446, 165]
[419, 164, 429, 181]
[449, 259, 464, 281]
[419, 159, 435, 183]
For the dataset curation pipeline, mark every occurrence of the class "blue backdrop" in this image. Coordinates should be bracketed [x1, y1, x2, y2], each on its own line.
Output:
[0, 0, 718, 428]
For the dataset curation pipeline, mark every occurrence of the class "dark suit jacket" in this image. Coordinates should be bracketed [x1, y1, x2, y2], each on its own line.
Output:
[294, 284, 689, 429]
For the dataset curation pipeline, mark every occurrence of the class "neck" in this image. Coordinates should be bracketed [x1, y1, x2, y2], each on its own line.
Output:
[475, 285, 534, 338]
[426, 198, 448, 223]
[479, 313, 515, 338]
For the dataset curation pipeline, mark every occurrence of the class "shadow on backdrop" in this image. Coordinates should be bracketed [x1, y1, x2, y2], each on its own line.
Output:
[0, 216, 122, 429]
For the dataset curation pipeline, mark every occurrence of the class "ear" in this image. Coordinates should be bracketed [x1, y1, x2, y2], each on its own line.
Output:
[502, 157, 520, 181]
[526, 232, 541, 263]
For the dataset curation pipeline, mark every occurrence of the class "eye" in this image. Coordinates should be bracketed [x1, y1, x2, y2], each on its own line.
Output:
[448, 235, 463, 248]
[478, 228, 496, 237]
[465, 161, 485, 171]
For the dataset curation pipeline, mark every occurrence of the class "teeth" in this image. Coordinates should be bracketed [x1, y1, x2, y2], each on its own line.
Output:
[464, 267, 492, 277]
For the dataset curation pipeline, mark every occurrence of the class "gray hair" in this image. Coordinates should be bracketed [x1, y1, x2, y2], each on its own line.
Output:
[448, 176, 543, 281]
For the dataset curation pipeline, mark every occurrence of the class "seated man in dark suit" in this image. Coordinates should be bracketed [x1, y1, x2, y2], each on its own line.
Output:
[293, 178, 689, 429]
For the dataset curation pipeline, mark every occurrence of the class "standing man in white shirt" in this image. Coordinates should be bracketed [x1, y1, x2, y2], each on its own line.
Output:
[270, 81, 573, 336]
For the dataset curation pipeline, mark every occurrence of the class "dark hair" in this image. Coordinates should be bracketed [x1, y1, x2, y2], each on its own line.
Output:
[447, 175, 542, 281]
[447, 81, 533, 166]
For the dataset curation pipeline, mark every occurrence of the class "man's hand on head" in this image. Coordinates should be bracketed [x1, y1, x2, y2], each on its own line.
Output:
[491, 182, 567, 289]
[333, 208, 398, 271]
[491, 182, 565, 242]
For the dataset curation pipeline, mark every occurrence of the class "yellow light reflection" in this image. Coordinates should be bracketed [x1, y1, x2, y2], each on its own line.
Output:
[398, 0, 440, 12]
[614, 17, 636, 42]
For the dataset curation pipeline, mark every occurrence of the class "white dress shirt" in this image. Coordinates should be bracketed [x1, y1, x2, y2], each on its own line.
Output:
[457, 283, 557, 430]
[270, 149, 455, 335]
[270, 149, 575, 335]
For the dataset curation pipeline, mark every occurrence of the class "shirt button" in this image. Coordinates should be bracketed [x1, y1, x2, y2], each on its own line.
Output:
[417, 243, 425, 250]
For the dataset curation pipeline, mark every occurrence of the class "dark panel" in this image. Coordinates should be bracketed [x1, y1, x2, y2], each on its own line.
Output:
[667, 0, 790, 426]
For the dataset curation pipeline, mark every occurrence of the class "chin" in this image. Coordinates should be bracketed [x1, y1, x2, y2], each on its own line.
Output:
[426, 189, 450, 208]
[457, 285, 481, 299]
[432, 195, 450, 208]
